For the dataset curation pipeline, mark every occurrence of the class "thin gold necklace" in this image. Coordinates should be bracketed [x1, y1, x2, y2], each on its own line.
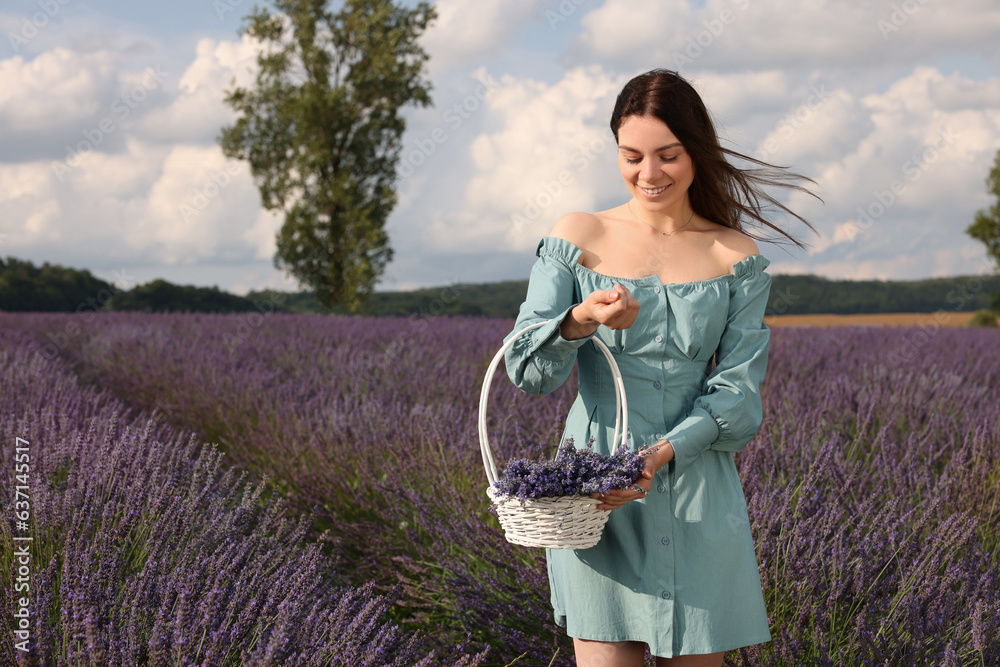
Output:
[627, 200, 695, 236]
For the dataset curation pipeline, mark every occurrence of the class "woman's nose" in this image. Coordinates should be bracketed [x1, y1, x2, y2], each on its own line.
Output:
[639, 160, 658, 183]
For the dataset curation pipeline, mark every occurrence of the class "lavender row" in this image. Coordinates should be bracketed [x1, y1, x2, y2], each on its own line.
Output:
[5, 312, 999, 665]
[6, 312, 572, 664]
[735, 327, 1000, 665]
[0, 326, 486, 666]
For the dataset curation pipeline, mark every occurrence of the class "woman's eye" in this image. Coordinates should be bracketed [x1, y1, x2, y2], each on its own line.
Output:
[624, 155, 678, 164]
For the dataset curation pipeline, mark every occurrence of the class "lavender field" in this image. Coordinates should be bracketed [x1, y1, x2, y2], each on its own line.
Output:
[2, 311, 999, 666]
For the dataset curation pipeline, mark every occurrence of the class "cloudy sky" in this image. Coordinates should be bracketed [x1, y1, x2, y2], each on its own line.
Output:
[1, 0, 999, 295]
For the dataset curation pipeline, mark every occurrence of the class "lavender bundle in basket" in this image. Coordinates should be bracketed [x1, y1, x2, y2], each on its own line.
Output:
[492, 438, 646, 501]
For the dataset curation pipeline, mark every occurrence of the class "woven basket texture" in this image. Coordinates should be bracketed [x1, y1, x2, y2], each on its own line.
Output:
[487, 487, 611, 549]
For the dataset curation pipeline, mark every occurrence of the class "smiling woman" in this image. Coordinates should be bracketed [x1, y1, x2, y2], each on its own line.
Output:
[504, 69, 819, 667]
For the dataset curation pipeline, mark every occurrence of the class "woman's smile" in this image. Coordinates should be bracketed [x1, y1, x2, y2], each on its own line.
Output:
[617, 115, 694, 216]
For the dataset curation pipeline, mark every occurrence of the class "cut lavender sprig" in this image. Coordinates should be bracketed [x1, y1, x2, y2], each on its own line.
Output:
[492, 438, 645, 501]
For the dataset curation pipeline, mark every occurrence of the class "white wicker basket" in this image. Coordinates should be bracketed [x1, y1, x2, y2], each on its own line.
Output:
[478, 320, 629, 549]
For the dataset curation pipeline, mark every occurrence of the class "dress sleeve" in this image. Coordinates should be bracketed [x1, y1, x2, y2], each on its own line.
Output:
[662, 258, 771, 471]
[504, 240, 596, 395]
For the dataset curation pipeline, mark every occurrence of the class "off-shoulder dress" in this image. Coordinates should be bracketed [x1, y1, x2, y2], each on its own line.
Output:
[504, 236, 772, 657]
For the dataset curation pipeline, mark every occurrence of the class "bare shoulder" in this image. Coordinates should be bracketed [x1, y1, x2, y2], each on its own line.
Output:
[706, 223, 761, 266]
[548, 211, 606, 249]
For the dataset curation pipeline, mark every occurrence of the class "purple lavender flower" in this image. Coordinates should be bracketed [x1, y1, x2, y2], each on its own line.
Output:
[492, 438, 645, 501]
[4, 314, 999, 666]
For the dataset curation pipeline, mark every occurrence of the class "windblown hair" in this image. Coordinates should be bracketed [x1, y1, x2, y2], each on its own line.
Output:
[610, 68, 819, 247]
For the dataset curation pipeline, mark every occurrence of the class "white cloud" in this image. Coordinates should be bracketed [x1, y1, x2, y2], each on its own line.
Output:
[137, 144, 250, 263]
[0, 49, 123, 161]
[0, 139, 263, 265]
[0, 48, 115, 120]
[572, 0, 1000, 72]
[140, 35, 259, 145]
[763, 258, 810, 276]
[754, 85, 863, 165]
[0, 162, 63, 246]
[573, 0, 693, 66]
[813, 68, 1000, 219]
[401, 66, 627, 254]
[927, 70, 1000, 111]
[422, 0, 550, 70]
[0, 39, 271, 275]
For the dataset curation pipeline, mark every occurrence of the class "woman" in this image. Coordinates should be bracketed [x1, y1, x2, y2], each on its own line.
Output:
[504, 69, 816, 666]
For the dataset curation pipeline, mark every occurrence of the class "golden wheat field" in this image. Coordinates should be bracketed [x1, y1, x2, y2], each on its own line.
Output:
[763, 311, 995, 328]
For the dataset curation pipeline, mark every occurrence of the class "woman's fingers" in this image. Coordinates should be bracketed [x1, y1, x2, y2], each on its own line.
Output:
[571, 284, 640, 334]
[612, 284, 640, 327]
[588, 284, 639, 329]
[592, 481, 650, 510]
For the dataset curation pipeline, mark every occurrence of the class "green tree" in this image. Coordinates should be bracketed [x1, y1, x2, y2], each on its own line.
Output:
[0, 257, 114, 312]
[967, 148, 1000, 310]
[220, 0, 435, 312]
[105, 279, 261, 313]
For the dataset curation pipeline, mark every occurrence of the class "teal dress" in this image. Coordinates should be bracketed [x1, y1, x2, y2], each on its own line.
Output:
[504, 236, 772, 657]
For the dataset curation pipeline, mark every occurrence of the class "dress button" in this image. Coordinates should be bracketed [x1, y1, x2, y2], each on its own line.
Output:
[661, 591, 671, 600]
[654, 334, 663, 343]
[654, 286, 661, 294]
[661, 536, 670, 545]
[657, 485, 665, 493]
[653, 381, 661, 390]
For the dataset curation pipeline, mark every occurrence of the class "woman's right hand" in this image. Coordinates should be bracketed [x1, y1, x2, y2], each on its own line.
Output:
[561, 284, 640, 339]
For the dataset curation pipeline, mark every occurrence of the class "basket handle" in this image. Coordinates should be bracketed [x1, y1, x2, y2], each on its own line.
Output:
[478, 319, 630, 486]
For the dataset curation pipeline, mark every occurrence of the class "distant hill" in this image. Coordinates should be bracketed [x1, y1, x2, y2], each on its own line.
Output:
[0, 257, 116, 312]
[246, 280, 526, 317]
[106, 279, 261, 314]
[0, 258, 264, 314]
[2, 255, 998, 316]
[251, 273, 1000, 318]
[765, 273, 1000, 316]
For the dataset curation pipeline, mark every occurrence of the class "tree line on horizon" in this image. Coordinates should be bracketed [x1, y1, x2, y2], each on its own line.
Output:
[1, 255, 998, 319]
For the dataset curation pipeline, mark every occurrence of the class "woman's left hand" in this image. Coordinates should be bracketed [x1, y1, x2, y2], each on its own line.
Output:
[591, 441, 674, 510]
[592, 477, 651, 510]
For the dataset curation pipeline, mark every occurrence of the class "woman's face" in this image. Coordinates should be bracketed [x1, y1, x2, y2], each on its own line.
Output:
[617, 114, 695, 213]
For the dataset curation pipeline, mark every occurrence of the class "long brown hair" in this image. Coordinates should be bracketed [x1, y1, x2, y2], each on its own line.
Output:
[611, 69, 819, 247]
